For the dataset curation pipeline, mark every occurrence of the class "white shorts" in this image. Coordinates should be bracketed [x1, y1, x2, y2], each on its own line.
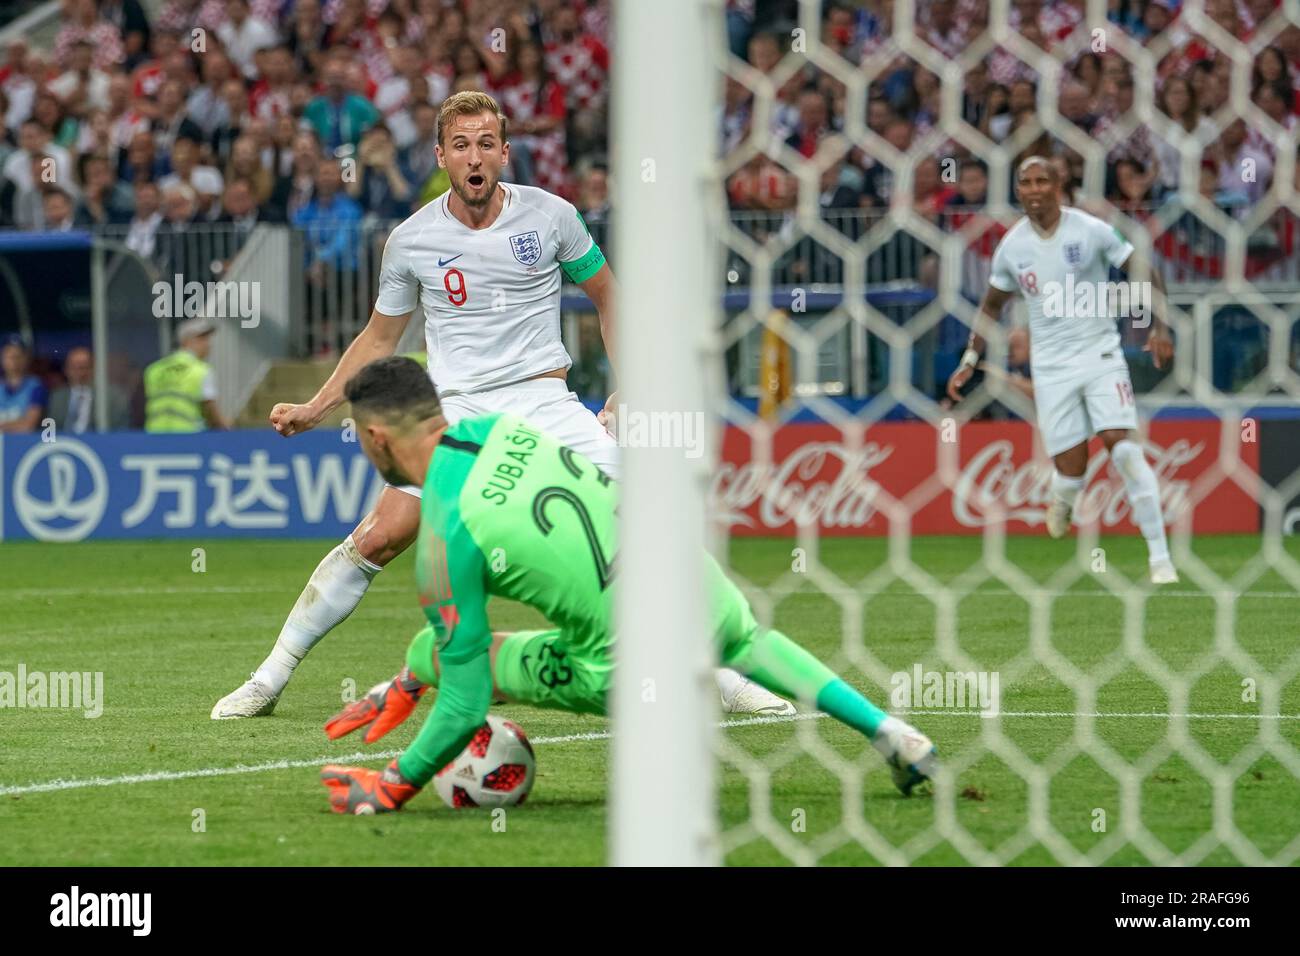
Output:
[1034, 358, 1139, 458]
[392, 377, 619, 497]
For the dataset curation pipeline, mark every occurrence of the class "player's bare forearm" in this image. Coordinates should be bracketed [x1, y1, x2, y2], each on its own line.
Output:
[307, 309, 412, 417]
[1146, 262, 1169, 337]
[579, 264, 617, 366]
[947, 285, 1012, 403]
[1121, 251, 1173, 368]
[968, 286, 1012, 354]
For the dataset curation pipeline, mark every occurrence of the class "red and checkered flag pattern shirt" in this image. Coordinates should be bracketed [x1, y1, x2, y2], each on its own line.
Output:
[322, 0, 391, 21]
[54, 21, 125, 69]
[582, 0, 611, 42]
[155, 0, 228, 33]
[250, 81, 293, 120]
[545, 34, 609, 113]
[499, 76, 571, 197]
[132, 61, 164, 99]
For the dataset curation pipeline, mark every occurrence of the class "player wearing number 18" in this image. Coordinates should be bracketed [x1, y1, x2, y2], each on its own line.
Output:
[946, 156, 1178, 584]
[318, 357, 939, 814]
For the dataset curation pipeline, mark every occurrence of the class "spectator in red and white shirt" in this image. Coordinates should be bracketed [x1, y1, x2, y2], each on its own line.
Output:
[250, 45, 296, 122]
[217, 0, 280, 80]
[132, 32, 179, 103]
[499, 40, 571, 198]
[785, 87, 835, 160]
[371, 44, 441, 148]
[155, 0, 226, 35]
[106, 73, 150, 154]
[545, 3, 609, 156]
[921, 0, 967, 60]
[54, 0, 126, 71]
[51, 39, 113, 114]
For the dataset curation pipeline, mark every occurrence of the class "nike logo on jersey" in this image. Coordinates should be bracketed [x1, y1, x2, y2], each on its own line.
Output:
[438, 254, 463, 267]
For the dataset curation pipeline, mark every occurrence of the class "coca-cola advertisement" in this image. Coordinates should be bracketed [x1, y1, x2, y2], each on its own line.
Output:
[712, 419, 1259, 536]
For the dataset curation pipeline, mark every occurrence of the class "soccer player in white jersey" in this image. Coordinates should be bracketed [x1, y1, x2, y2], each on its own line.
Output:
[946, 156, 1179, 584]
[213, 91, 792, 718]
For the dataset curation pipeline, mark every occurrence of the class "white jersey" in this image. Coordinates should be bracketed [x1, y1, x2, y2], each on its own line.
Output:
[988, 207, 1134, 381]
[374, 183, 605, 397]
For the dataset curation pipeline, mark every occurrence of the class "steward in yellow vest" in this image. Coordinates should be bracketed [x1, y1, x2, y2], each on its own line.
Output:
[144, 317, 230, 432]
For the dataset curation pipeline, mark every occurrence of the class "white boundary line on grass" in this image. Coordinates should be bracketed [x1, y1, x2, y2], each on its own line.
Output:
[2, 710, 1297, 797]
[10, 585, 1300, 600]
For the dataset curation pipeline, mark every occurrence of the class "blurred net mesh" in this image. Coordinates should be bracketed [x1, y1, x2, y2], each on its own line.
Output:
[707, 0, 1300, 864]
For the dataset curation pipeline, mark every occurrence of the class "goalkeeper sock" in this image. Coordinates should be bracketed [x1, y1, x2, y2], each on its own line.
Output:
[1109, 439, 1170, 564]
[1051, 470, 1084, 510]
[728, 628, 888, 739]
[253, 536, 382, 693]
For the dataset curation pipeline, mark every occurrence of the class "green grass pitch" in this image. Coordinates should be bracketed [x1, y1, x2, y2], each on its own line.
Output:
[2, 534, 1298, 866]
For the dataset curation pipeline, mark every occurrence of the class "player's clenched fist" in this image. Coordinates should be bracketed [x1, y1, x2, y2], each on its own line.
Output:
[596, 390, 618, 435]
[269, 402, 321, 436]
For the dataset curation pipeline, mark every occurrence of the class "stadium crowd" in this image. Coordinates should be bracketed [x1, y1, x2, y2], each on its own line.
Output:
[0, 0, 613, 233]
[1, 0, 1298, 432]
[725, 0, 1300, 287]
[721, 0, 1300, 398]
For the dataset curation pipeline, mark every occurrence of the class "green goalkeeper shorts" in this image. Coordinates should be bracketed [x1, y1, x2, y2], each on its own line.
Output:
[406, 625, 611, 716]
[406, 554, 761, 716]
[493, 629, 611, 716]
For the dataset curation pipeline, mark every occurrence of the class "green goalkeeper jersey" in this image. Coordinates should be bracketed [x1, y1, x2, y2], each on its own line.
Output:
[398, 412, 618, 786]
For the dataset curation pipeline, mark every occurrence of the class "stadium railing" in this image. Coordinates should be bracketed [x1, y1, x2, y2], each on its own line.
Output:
[4, 199, 1296, 424]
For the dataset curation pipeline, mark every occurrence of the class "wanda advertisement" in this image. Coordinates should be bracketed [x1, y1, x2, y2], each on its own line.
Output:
[712, 419, 1260, 536]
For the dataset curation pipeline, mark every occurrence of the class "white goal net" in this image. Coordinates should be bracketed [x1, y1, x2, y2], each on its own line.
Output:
[617, 0, 1300, 866]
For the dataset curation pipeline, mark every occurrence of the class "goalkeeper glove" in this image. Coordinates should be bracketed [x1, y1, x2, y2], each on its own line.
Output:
[321, 759, 420, 815]
[325, 667, 428, 743]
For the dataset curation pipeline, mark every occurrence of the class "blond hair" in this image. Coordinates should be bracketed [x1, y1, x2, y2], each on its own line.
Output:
[437, 90, 508, 146]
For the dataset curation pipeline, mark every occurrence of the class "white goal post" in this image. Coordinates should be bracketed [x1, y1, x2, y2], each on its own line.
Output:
[610, 0, 720, 865]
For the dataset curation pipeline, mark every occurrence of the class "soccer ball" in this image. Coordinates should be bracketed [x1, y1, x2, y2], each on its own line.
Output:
[433, 715, 536, 809]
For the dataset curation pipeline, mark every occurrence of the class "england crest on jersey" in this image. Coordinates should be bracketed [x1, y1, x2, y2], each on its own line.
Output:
[1063, 241, 1083, 266]
[510, 230, 542, 266]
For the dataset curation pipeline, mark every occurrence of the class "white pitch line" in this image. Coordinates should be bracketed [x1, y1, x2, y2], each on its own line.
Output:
[903, 711, 1300, 720]
[7, 585, 412, 599]
[2, 710, 1295, 798]
[10, 584, 1300, 600]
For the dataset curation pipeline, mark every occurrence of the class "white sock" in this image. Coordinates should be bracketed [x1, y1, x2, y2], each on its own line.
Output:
[1109, 439, 1170, 564]
[253, 536, 382, 693]
[871, 715, 906, 755]
[1051, 471, 1085, 509]
[714, 667, 746, 700]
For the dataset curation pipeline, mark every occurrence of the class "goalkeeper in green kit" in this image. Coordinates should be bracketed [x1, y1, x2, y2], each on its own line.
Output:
[320, 357, 939, 814]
